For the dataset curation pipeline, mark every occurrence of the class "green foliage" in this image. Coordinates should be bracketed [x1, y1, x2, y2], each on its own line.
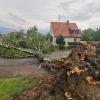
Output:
[0, 25, 55, 58]
[0, 46, 30, 58]
[68, 42, 80, 48]
[94, 29, 100, 41]
[26, 28, 54, 53]
[1, 31, 25, 47]
[0, 77, 39, 100]
[82, 28, 100, 41]
[59, 45, 65, 50]
[27, 26, 38, 34]
[19, 40, 27, 48]
[56, 35, 65, 49]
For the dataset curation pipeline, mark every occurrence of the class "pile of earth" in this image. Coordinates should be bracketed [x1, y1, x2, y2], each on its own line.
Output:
[15, 42, 100, 100]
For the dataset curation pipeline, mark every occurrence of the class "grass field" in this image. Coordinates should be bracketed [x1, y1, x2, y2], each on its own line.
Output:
[0, 77, 39, 100]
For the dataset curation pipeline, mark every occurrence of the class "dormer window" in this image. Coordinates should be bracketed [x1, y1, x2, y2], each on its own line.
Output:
[68, 27, 74, 34]
[74, 30, 80, 34]
[75, 30, 78, 34]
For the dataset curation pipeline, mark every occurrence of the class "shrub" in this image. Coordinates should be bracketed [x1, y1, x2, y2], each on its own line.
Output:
[56, 35, 65, 50]
[68, 42, 80, 48]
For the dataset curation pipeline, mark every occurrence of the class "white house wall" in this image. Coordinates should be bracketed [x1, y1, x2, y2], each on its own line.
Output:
[50, 25, 57, 46]
[52, 37, 81, 46]
[64, 37, 81, 46]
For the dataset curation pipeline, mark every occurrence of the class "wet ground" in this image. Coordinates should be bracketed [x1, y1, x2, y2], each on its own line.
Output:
[0, 50, 71, 78]
[44, 50, 71, 59]
[0, 57, 39, 67]
[0, 57, 39, 78]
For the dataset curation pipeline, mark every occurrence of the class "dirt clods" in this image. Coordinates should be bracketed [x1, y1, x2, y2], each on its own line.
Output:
[16, 42, 100, 100]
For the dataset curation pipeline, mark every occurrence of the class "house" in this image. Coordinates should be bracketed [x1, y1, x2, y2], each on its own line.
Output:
[50, 21, 81, 46]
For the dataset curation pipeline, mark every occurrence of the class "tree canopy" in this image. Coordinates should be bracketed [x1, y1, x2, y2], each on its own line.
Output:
[82, 28, 100, 41]
[0, 25, 54, 58]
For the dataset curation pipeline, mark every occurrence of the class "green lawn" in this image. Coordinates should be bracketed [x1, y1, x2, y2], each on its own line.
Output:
[0, 77, 39, 100]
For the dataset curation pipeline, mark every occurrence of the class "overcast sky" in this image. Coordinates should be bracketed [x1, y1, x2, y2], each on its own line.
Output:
[0, 0, 100, 33]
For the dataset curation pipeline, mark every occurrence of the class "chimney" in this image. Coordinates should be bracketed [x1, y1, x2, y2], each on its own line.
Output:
[67, 20, 69, 24]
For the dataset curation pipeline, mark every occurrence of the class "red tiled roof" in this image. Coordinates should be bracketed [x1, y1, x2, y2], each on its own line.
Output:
[51, 22, 81, 38]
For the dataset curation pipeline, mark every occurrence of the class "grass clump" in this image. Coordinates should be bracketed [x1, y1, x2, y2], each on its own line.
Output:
[0, 77, 39, 100]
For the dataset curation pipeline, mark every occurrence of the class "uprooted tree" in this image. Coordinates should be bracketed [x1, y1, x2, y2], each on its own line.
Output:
[16, 42, 100, 100]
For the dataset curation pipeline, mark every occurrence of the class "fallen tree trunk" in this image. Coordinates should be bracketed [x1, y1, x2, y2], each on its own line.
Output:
[0, 42, 34, 55]
[0, 41, 44, 61]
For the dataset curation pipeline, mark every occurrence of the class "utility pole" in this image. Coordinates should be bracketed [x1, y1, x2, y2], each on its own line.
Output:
[59, 14, 60, 22]
[63, 15, 66, 22]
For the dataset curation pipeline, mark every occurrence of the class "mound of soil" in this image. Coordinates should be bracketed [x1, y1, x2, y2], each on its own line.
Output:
[15, 42, 100, 100]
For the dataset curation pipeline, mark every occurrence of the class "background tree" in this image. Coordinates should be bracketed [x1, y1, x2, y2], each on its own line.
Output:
[82, 28, 100, 41]
[82, 28, 95, 41]
[94, 28, 100, 41]
[27, 25, 38, 34]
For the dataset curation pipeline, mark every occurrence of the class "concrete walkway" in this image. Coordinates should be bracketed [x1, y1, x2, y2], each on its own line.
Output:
[44, 50, 71, 59]
[0, 50, 71, 78]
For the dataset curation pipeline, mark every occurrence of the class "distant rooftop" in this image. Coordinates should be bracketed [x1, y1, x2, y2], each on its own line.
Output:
[51, 22, 81, 38]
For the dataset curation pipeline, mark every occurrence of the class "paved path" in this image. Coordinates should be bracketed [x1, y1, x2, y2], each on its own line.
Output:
[0, 57, 39, 78]
[44, 50, 71, 59]
[0, 57, 39, 67]
[0, 50, 71, 78]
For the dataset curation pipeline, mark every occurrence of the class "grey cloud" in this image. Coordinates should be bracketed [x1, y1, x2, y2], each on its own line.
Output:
[8, 13, 27, 24]
[0, 19, 22, 30]
[0, 0, 100, 31]
[60, 0, 100, 21]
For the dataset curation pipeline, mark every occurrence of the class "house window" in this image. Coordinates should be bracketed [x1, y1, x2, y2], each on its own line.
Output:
[75, 30, 80, 34]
